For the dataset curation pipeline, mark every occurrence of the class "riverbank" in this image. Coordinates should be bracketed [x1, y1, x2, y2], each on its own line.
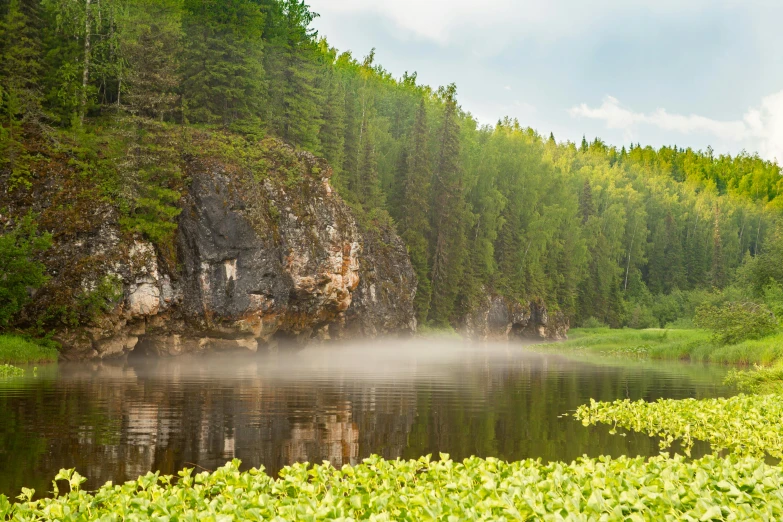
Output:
[0, 335, 59, 365]
[545, 327, 783, 365]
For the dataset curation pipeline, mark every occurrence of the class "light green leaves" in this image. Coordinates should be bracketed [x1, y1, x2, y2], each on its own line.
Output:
[574, 394, 783, 458]
[5, 454, 783, 520]
[0, 364, 23, 377]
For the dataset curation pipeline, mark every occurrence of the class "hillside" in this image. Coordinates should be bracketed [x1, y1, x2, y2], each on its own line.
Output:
[0, 0, 781, 348]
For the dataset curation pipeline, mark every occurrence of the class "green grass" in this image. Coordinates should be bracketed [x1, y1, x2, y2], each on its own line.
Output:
[6, 455, 783, 520]
[546, 327, 783, 366]
[0, 335, 59, 364]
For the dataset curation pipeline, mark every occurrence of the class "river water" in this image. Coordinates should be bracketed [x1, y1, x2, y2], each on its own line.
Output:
[0, 339, 731, 497]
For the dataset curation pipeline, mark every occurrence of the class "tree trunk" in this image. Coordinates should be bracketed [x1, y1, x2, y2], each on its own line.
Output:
[624, 221, 638, 292]
[80, 0, 92, 125]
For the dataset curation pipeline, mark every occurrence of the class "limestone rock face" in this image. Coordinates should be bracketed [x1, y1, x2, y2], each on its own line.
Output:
[461, 293, 569, 341]
[53, 142, 417, 359]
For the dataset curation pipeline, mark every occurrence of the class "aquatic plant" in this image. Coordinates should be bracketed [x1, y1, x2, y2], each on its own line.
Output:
[575, 394, 783, 458]
[0, 364, 23, 378]
[4, 454, 783, 521]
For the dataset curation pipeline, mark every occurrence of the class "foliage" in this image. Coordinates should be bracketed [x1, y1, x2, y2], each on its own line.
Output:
[0, 0, 781, 332]
[546, 327, 783, 366]
[725, 363, 783, 394]
[581, 317, 608, 328]
[0, 215, 51, 327]
[0, 364, 23, 377]
[695, 301, 778, 345]
[544, 327, 712, 360]
[0, 335, 58, 364]
[6, 454, 783, 520]
[75, 275, 123, 322]
[575, 394, 783, 458]
[116, 118, 184, 264]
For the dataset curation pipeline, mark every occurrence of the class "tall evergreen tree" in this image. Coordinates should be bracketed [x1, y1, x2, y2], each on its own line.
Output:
[0, 0, 43, 185]
[429, 84, 468, 326]
[400, 99, 433, 321]
[263, 0, 323, 149]
[119, 0, 182, 120]
[180, 0, 265, 129]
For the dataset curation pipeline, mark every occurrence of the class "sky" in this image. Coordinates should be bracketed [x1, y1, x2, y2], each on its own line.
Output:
[308, 0, 783, 165]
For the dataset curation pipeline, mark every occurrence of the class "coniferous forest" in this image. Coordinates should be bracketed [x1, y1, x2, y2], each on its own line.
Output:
[0, 0, 781, 332]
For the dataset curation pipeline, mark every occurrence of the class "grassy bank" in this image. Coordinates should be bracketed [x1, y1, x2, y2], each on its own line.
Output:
[0, 335, 59, 365]
[547, 327, 783, 366]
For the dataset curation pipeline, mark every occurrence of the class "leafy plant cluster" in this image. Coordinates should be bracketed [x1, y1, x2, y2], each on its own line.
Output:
[575, 394, 783, 458]
[6, 454, 783, 520]
[695, 302, 778, 345]
[0, 215, 51, 328]
[0, 364, 23, 377]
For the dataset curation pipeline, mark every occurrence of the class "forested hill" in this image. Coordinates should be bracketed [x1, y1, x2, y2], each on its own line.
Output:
[1, 0, 781, 330]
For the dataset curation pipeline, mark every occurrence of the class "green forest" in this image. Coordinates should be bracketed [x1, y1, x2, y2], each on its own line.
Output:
[1, 0, 782, 332]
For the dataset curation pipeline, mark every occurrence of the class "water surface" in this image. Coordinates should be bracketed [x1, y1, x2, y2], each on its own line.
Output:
[0, 340, 731, 497]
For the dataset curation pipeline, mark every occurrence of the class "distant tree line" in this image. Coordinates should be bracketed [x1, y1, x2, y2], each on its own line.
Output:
[0, 0, 781, 329]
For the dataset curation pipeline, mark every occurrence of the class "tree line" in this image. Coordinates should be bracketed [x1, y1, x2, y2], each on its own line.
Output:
[1, 0, 781, 329]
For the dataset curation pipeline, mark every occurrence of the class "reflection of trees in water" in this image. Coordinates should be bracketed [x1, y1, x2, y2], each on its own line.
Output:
[0, 360, 421, 496]
[0, 353, 725, 497]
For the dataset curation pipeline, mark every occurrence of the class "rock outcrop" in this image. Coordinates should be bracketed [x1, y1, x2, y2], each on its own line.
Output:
[461, 294, 569, 341]
[44, 140, 417, 359]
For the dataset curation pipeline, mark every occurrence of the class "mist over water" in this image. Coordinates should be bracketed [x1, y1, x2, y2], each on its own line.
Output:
[0, 339, 731, 497]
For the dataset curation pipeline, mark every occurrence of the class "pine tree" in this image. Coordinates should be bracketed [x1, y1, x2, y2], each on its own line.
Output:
[711, 205, 726, 287]
[0, 0, 43, 186]
[400, 99, 433, 321]
[181, 0, 265, 129]
[263, 0, 323, 150]
[119, 0, 182, 120]
[579, 179, 595, 224]
[357, 119, 383, 208]
[318, 60, 345, 176]
[429, 84, 468, 326]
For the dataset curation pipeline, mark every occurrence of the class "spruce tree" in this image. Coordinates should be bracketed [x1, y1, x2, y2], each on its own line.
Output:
[357, 119, 384, 208]
[429, 84, 468, 327]
[263, 0, 323, 150]
[0, 0, 43, 185]
[120, 0, 182, 120]
[181, 0, 265, 129]
[318, 61, 345, 176]
[401, 99, 433, 322]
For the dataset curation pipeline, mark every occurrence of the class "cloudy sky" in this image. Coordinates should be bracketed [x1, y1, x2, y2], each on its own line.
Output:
[308, 0, 783, 165]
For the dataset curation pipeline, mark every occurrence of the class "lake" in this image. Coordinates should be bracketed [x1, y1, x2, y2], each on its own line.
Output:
[0, 339, 731, 497]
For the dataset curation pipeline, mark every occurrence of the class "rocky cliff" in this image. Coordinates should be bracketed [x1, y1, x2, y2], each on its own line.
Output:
[461, 293, 569, 342]
[9, 137, 416, 359]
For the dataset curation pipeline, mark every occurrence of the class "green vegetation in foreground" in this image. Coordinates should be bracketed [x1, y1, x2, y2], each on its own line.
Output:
[575, 394, 783, 458]
[5, 455, 783, 521]
[0, 364, 23, 377]
[0, 335, 58, 364]
[549, 327, 783, 366]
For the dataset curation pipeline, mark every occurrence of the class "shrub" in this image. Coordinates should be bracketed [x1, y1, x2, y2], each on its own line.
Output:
[580, 316, 608, 328]
[694, 301, 778, 345]
[626, 303, 658, 329]
[0, 214, 52, 327]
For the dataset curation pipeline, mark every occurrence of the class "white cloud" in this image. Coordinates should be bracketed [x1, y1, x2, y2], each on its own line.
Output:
[311, 0, 726, 51]
[569, 93, 783, 164]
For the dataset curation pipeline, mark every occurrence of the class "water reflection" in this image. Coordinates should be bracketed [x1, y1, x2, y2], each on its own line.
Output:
[0, 340, 731, 497]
